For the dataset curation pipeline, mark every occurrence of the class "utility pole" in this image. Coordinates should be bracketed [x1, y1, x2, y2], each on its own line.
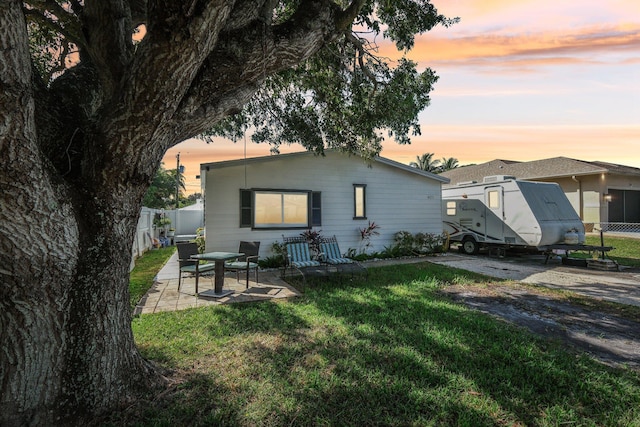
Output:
[175, 152, 180, 241]
[176, 152, 180, 209]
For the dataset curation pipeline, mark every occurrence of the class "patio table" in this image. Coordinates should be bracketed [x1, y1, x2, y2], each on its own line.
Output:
[191, 251, 243, 298]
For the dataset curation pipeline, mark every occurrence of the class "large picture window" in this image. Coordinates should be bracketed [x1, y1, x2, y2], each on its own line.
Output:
[255, 191, 308, 227]
[240, 189, 321, 229]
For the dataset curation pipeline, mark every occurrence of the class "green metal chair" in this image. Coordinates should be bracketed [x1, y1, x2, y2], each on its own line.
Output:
[319, 235, 366, 278]
[224, 241, 260, 288]
[283, 236, 323, 280]
[177, 242, 216, 294]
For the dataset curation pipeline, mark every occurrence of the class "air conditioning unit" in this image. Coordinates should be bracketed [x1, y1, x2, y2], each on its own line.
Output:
[483, 175, 516, 183]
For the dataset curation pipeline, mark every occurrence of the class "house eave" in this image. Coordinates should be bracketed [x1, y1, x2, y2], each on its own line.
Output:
[373, 156, 450, 183]
[201, 150, 450, 184]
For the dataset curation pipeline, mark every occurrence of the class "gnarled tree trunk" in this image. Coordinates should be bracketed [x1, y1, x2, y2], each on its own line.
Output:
[1, 5, 163, 423]
[0, 0, 375, 423]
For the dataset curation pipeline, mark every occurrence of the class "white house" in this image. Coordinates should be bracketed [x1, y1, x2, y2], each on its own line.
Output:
[200, 150, 450, 257]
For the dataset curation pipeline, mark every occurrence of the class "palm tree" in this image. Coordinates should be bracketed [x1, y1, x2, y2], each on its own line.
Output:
[143, 163, 186, 209]
[410, 153, 441, 172]
[439, 157, 459, 172]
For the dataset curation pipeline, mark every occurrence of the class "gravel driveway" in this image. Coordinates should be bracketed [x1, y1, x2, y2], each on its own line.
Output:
[426, 252, 640, 370]
[429, 252, 640, 307]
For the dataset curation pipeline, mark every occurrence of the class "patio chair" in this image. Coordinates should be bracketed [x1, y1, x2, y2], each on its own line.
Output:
[177, 242, 216, 293]
[283, 237, 323, 280]
[224, 241, 260, 288]
[320, 235, 367, 277]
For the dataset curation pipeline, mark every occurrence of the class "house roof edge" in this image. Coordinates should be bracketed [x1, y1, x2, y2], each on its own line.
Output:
[201, 150, 450, 183]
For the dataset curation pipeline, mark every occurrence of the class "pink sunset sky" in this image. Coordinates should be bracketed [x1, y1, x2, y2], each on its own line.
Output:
[164, 0, 640, 194]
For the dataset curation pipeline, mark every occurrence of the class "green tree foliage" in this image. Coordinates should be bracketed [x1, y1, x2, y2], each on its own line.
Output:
[186, 193, 202, 203]
[143, 164, 185, 209]
[410, 153, 459, 173]
[439, 157, 459, 172]
[203, 4, 458, 156]
[410, 152, 441, 172]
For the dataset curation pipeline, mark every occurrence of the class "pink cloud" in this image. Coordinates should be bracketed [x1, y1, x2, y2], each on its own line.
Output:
[383, 24, 640, 70]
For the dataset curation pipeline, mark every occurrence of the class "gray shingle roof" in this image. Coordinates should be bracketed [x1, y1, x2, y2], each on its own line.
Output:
[440, 157, 640, 186]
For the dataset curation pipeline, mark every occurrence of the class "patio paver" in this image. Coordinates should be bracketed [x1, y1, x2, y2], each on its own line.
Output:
[135, 250, 302, 315]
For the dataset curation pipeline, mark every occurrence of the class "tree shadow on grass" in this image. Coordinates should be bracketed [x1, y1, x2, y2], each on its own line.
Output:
[269, 264, 639, 425]
[129, 263, 640, 426]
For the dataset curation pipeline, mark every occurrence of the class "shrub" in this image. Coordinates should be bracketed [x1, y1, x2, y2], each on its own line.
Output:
[194, 227, 206, 253]
[260, 241, 286, 269]
[390, 231, 446, 256]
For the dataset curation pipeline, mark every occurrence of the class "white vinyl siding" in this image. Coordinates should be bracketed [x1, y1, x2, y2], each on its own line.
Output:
[204, 151, 444, 256]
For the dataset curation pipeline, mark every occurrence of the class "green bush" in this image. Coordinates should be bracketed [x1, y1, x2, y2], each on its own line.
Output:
[389, 231, 446, 256]
[258, 241, 286, 269]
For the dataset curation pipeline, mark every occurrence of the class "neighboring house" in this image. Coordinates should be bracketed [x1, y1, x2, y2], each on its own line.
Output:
[201, 150, 449, 257]
[440, 157, 640, 226]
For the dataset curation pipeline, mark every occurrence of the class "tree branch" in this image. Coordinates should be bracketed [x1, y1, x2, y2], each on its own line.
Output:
[23, 1, 86, 49]
[222, 0, 278, 31]
[170, 0, 369, 138]
[81, 0, 134, 95]
[126, 0, 147, 28]
[346, 31, 378, 86]
[335, 0, 367, 31]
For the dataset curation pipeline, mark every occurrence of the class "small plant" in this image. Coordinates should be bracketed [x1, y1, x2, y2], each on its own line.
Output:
[258, 256, 285, 269]
[393, 231, 416, 256]
[154, 216, 172, 228]
[300, 229, 323, 256]
[358, 221, 380, 254]
[262, 241, 286, 268]
[194, 227, 205, 253]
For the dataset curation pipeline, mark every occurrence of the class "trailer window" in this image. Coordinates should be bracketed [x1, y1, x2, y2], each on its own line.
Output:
[446, 201, 456, 216]
[487, 190, 500, 209]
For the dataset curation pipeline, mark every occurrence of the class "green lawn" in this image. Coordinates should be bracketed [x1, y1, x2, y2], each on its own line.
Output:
[129, 246, 175, 312]
[126, 259, 640, 426]
[584, 234, 640, 268]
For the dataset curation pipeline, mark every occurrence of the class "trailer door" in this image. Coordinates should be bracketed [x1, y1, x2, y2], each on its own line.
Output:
[484, 185, 505, 240]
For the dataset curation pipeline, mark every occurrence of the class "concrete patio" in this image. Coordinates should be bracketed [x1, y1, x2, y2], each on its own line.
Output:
[134, 251, 302, 315]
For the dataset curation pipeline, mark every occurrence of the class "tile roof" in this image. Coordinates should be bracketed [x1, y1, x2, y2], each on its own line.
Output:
[440, 157, 640, 186]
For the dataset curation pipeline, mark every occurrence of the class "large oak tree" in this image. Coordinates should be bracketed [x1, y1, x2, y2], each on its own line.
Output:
[0, 0, 454, 423]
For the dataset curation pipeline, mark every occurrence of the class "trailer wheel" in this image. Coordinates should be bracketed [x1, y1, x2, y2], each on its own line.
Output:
[461, 238, 479, 255]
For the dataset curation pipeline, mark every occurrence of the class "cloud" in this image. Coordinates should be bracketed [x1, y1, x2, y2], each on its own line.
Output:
[379, 24, 640, 72]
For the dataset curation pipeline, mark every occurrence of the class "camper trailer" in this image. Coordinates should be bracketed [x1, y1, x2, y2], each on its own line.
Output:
[443, 176, 585, 255]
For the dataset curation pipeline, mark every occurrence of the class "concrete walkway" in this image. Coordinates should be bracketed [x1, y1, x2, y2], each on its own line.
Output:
[134, 251, 301, 315]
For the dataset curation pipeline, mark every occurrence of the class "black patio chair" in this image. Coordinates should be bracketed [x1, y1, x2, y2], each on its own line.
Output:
[224, 241, 261, 288]
[177, 242, 216, 293]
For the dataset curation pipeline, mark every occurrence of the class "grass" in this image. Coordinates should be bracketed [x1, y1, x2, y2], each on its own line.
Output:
[583, 233, 640, 268]
[125, 258, 640, 426]
[129, 246, 175, 312]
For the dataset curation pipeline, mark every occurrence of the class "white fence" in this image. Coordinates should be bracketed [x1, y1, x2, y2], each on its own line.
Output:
[131, 206, 204, 260]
